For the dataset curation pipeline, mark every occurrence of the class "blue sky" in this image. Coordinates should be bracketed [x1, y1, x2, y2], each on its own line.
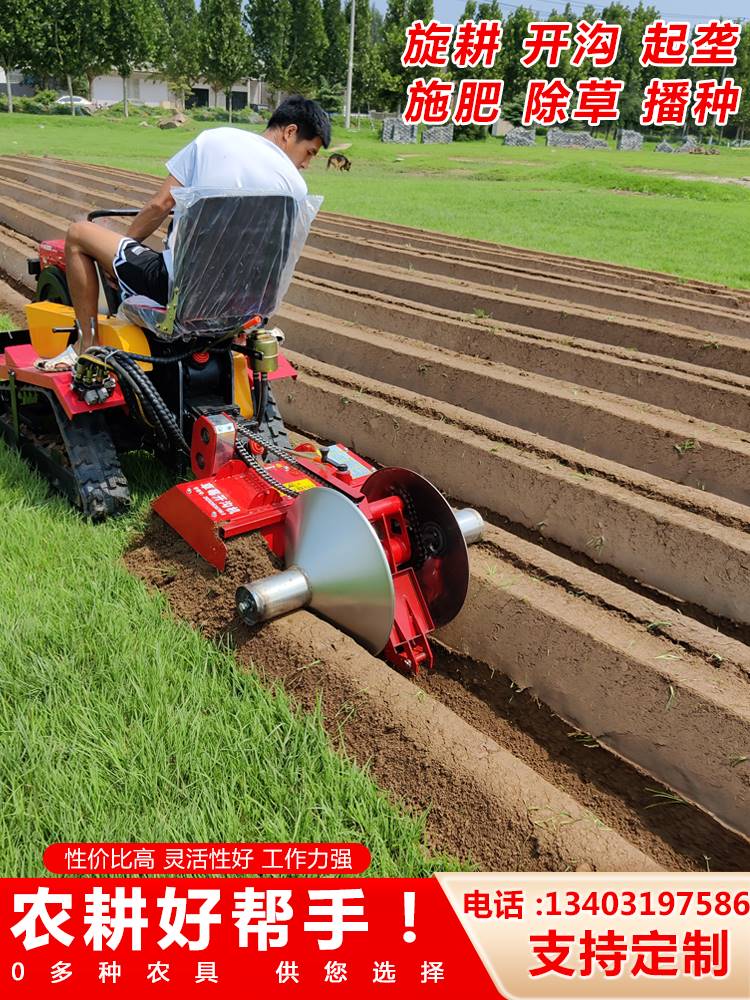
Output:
[371, 0, 749, 25]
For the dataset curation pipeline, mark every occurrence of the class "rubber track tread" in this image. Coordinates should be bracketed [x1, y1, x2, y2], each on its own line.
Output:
[60, 409, 131, 519]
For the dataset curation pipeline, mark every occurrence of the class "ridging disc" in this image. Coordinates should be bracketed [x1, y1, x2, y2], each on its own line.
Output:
[285, 487, 395, 653]
[361, 468, 469, 627]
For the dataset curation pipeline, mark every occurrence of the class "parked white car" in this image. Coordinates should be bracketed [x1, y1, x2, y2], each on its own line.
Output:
[55, 95, 93, 107]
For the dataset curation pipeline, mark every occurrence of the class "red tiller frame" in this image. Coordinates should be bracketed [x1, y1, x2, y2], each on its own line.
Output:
[154, 431, 436, 674]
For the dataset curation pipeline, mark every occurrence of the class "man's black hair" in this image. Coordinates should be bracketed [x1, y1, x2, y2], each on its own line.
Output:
[267, 95, 331, 148]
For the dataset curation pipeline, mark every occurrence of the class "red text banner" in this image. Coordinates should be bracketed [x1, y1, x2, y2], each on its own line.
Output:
[399, 18, 745, 127]
[1, 877, 497, 997]
[43, 843, 371, 876]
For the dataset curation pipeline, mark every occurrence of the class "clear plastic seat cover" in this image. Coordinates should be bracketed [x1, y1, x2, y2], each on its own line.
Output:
[120, 187, 322, 341]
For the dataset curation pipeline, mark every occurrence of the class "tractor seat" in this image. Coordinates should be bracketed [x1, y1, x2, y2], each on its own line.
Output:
[120, 189, 320, 341]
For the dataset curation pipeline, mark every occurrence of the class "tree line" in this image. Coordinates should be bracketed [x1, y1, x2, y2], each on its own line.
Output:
[0, 0, 747, 133]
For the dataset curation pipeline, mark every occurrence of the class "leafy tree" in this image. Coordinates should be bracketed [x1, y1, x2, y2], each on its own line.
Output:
[544, 3, 597, 88]
[452, 0, 503, 83]
[602, 1, 660, 129]
[449, 0, 503, 138]
[370, 4, 384, 45]
[322, 0, 348, 86]
[379, 0, 434, 110]
[156, 0, 202, 109]
[83, 58, 113, 101]
[108, 0, 164, 116]
[287, 0, 328, 93]
[495, 5, 537, 105]
[199, 0, 251, 121]
[380, 0, 407, 80]
[34, 0, 111, 114]
[0, 0, 38, 112]
[245, 0, 292, 96]
[500, 92, 526, 126]
[317, 76, 345, 112]
[730, 20, 749, 141]
[345, 0, 384, 111]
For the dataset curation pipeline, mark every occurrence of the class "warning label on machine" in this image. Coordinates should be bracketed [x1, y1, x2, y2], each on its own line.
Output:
[285, 478, 317, 493]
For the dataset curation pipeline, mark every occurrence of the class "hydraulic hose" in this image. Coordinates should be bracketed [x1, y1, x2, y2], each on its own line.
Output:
[105, 355, 172, 451]
[83, 346, 188, 456]
[248, 369, 269, 432]
[118, 354, 188, 455]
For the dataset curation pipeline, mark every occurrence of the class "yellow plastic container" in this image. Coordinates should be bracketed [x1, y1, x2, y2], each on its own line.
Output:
[26, 301, 75, 358]
[25, 301, 153, 371]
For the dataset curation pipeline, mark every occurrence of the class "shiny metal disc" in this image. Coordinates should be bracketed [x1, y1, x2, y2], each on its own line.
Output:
[285, 487, 395, 653]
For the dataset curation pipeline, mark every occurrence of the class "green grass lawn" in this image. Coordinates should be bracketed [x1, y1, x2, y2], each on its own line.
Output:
[3, 113, 750, 286]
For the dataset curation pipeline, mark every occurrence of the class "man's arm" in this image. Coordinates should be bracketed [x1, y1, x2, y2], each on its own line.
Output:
[125, 174, 183, 242]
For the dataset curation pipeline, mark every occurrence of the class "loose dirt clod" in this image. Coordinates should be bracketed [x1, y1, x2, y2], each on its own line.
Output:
[127, 516, 281, 632]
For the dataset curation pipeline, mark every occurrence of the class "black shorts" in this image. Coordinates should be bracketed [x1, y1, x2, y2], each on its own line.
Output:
[112, 237, 169, 304]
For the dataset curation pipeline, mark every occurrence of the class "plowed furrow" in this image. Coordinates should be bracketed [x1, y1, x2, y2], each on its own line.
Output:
[126, 522, 750, 870]
[287, 276, 750, 433]
[278, 301, 750, 504]
[297, 249, 750, 375]
[0, 160, 157, 206]
[281, 351, 750, 626]
[306, 229, 750, 337]
[279, 364, 750, 844]
[5, 153, 747, 310]
[440, 528, 750, 839]
[0, 223, 37, 292]
[319, 210, 750, 311]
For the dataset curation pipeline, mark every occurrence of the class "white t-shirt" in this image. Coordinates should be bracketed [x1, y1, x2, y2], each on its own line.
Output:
[163, 128, 307, 276]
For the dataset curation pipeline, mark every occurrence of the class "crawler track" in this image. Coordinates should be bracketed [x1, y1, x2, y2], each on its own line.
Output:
[2, 155, 749, 871]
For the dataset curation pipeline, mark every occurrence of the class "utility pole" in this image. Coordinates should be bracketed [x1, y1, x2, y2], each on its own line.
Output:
[344, 0, 355, 129]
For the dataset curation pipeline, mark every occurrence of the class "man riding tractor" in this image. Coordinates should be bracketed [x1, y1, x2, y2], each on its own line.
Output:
[1, 98, 327, 518]
[43, 95, 330, 371]
[2, 97, 487, 668]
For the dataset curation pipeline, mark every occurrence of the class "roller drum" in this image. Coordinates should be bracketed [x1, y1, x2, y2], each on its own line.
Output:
[236, 568, 311, 624]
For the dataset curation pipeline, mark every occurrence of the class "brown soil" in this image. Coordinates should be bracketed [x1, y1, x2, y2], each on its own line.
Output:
[125, 517, 660, 872]
[305, 229, 750, 338]
[7, 152, 747, 306]
[442, 540, 750, 842]
[297, 249, 750, 377]
[286, 277, 750, 433]
[317, 210, 750, 311]
[629, 166, 750, 188]
[278, 301, 750, 504]
[123, 516, 748, 871]
[0, 278, 31, 324]
[281, 352, 750, 627]
[420, 648, 750, 872]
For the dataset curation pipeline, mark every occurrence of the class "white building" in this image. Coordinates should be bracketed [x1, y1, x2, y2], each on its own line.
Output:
[91, 70, 269, 110]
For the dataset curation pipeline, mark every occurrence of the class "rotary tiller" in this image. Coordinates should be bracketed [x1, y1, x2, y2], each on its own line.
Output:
[155, 418, 483, 673]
